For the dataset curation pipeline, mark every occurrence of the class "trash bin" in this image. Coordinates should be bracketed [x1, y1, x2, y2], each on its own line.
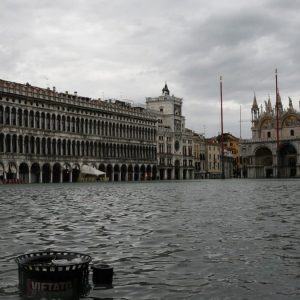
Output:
[15, 250, 92, 300]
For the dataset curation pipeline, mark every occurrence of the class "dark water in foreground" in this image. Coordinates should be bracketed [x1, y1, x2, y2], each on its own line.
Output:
[0, 179, 299, 300]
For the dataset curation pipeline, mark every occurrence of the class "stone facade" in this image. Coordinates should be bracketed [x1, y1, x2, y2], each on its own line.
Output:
[218, 133, 241, 177]
[0, 79, 158, 183]
[205, 137, 234, 179]
[193, 133, 206, 179]
[241, 93, 300, 178]
[146, 84, 194, 180]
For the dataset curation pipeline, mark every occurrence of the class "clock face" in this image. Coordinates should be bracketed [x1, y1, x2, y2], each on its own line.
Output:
[174, 140, 180, 151]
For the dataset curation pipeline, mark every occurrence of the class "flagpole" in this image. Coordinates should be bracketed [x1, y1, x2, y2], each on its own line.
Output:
[220, 76, 225, 179]
[275, 69, 280, 178]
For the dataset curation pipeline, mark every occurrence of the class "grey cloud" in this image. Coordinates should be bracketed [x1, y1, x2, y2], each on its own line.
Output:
[1, 0, 299, 138]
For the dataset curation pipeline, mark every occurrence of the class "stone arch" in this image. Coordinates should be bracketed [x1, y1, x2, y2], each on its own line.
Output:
[175, 159, 180, 180]
[19, 162, 29, 183]
[121, 164, 127, 181]
[282, 114, 300, 128]
[134, 164, 139, 181]
[140, 164, 146, 180]
[114, 164, 120, 181]
[106, 164, 113, 181]
[99, 164, 105, 173]
[128, 164, 133, 181]
[31, 162, 40, 183]
[152, 165, 157, 180]
[0, 105, 3, 124]
[53, 163, 61, 183]
[0, 162, 4, 181]
[278, 143, 297, 177]
[63, 163, 71, 182]
[146, 165, 152, 180]
[254, 146, 273, 177]
[7, 161, 17, 181]
[42, 163, 51, 183]
[72, 164, 80, 183]
[255, 147, 273, 165]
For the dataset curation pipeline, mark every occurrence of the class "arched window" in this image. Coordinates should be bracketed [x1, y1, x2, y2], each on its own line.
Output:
[29, 111, 34, 128]
[12, 134, 17, 153]
[41, 112, 45, 129]
[35, 111, 40, 129]
[57, 115, 61, 131]
[46, 113, 51, 130]
[24, 110, 28, 127]
[52, 114, 56, 131]
[5, 107, 10, 125]
[18, 109, 22, 126]
[0, 106, 3, 124]
[24, 136, 29, 154]
[66, 116, 70, 132]
[18, 135, 23, 154]
[36, 137, 40, 155]
[11, 108, 16, 126]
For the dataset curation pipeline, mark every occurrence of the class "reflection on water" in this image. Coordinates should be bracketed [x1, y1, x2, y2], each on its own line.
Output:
[0, 179, 299, 299]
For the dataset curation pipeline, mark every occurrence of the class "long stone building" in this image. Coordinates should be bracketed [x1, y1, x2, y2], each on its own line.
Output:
[0, 79, 158, 183]
[240, 93, 300, 178]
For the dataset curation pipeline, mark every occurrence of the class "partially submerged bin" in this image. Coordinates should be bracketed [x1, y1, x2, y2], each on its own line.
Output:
[15, 250, 92, 299]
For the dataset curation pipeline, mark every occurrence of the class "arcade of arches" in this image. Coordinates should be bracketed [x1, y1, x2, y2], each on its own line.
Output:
[251, 143, 298, 178]
[0, 162, 157, 183]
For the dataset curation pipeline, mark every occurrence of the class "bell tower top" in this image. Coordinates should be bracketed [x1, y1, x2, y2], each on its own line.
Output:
[162, 83, 170, 96]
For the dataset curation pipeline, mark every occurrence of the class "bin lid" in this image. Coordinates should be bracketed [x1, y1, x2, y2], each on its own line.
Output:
[15, 250, 92, 272]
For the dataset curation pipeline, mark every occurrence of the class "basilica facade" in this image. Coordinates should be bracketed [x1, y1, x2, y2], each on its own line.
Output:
[0, 79, 158, 183]
[240, 93, 300, 178]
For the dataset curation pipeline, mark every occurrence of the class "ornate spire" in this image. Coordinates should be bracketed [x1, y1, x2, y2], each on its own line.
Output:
[288, 96, 294, 111]
[251, 92, 258, 110]
[251, 92, 259, 122]
[276, 88, 283, 113]
[267, 96, 272, 113]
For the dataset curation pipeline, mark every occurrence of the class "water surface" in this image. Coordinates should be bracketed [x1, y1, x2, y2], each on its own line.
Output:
[0, 179, 299, 299]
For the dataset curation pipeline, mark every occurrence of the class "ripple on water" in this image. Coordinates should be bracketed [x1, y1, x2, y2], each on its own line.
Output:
[0, 180, 299, 299]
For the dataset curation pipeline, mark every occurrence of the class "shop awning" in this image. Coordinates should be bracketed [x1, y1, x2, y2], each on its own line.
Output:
[81, 165, 105, 176]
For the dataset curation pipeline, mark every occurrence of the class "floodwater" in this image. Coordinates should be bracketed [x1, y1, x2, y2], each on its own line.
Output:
[0, 179, 299, 300]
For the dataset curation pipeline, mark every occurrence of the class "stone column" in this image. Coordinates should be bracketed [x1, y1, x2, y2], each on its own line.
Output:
[162, 169, 166, 180]
[186, 169, 190, 180]
[60, 169, 63, 183]
[171, 168, 175, 180]
[180, 168, 183, 180]
[39, 171, 42, 183]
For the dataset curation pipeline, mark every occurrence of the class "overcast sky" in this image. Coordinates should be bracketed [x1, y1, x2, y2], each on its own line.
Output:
[1, 0, 300, 138]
